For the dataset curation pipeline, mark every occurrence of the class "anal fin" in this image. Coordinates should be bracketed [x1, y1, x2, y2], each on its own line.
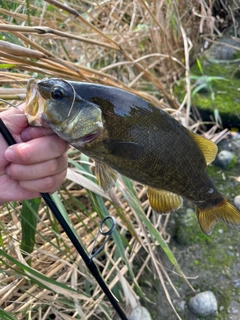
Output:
[147, 187, 183, 214]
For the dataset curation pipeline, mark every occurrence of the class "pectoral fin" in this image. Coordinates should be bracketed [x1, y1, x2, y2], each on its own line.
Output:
[95, 162, 118, 192]
[104, 141, 144, 160]
[190, 132, 218, 165]
[147, 187, 183, 214]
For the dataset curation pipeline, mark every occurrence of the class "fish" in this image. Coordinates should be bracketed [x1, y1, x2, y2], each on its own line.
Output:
[25, 78, 240, 235]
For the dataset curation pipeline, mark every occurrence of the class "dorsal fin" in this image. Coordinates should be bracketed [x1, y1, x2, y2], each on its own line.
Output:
[190, 132, 218, 165]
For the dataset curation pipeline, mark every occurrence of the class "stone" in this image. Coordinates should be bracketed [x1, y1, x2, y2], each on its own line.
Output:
[234, 195, 240, 210]
[188, 291, 218, 316]
[215, 150, 236, 169]
[129, 305, 152, 320]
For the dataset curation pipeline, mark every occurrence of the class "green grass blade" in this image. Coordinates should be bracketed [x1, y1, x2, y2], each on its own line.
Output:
[0, 249, 89, 299]
[20, 198, 40, 260]
[88, 191, 145, 297]
[0, 308, 17, 320]
[51, 192, 80, 240]
[118, 176, 182, 273]
[0, 64, 16, 68]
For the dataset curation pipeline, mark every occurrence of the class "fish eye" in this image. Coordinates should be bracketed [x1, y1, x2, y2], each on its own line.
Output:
[51, 86, 65, 100]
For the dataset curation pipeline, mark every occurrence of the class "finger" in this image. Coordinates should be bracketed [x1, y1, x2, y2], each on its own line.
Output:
[21, 126, 55, 141]
[0, 174, 41, 203]
[5, 135, 68, 164]
[6, 153, 68, 180]
[0, 108, 28, 141]
[17, 102, 26, 111]
[19, 169, 67, 194]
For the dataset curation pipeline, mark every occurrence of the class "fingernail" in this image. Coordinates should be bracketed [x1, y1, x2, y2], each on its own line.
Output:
[5, 148, 15, 162]
[5, 165, 11, 176]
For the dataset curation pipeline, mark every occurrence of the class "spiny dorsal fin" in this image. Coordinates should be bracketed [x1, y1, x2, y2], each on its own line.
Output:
[190, 132, 218, 165]
[95, 162, 117, 192]
[147, 187, 183, 214]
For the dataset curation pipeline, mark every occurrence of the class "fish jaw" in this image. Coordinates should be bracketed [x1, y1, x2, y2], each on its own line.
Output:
[61, 104, 104, 140]
[48, 108, 104, 147]
[25, 78, 48, 127]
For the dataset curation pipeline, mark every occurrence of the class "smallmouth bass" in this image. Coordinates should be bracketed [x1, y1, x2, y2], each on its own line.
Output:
[25, 78, 240, 235]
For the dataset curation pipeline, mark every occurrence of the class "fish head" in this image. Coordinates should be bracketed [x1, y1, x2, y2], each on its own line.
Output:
[25, 78, 104, 145]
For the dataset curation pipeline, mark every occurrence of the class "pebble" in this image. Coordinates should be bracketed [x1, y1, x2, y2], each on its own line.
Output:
[129, 305, 152, 320]
[228, 306, 239, 315]
[219, 305, 225, 312]
[215, 150, 236, 169]
[233, 279, 240, 288]
[234, 195, 240, 210]
[178, 300, 186, 311]
[188, 291, 218, 316]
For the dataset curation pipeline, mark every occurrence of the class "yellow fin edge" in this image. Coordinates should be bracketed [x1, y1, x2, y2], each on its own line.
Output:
[196, 200, 240, 235]
[147, 187, 183, 214]
[190, 132, 218, 165]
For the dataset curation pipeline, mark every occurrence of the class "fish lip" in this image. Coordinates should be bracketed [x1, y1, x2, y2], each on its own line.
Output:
[79, 130, 101, 144]
[25, 78, 47, 126]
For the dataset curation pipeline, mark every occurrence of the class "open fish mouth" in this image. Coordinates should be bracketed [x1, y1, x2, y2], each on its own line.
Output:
[25, 78, 47, 126]
[80, 130, 101, 144]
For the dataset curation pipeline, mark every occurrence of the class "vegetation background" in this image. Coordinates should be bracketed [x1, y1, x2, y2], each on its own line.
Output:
[0, 1, 239, 319]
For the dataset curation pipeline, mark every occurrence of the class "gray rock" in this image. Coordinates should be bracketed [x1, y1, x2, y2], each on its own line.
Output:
[129, 305, 152, 320]
[188, 291, 218, 316]
[234, 195, 240, 210]
[206, 36, 240, 61]
[215, 150, 236, 169]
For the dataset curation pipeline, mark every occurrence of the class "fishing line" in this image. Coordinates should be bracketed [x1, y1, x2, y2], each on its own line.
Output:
[60, 79, 76, 118]
[0, 98, 17, 108]
[0, 118, 128, 320]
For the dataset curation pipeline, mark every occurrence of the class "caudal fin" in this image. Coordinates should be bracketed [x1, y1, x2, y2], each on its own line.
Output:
[196, 200, 240, 235]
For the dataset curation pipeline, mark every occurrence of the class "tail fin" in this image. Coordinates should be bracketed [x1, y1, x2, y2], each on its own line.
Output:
[196, 200, 240, 235]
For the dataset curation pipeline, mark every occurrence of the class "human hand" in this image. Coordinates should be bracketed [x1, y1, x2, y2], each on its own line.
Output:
[0, 105, 68, 204]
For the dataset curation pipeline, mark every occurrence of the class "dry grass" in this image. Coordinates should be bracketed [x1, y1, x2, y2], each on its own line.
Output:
[0, 1, 234, 319]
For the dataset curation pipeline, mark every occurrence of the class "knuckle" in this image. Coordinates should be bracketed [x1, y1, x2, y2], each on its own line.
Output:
[48, 159, 59, 175]
[9, 164, 22, 179]
[43, 176, 56, 192]
[50, 136, 68, 154]
[17, 146, 30, 163]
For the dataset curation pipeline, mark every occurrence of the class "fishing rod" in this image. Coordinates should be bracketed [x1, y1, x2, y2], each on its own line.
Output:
[0, 118, 128, 320]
